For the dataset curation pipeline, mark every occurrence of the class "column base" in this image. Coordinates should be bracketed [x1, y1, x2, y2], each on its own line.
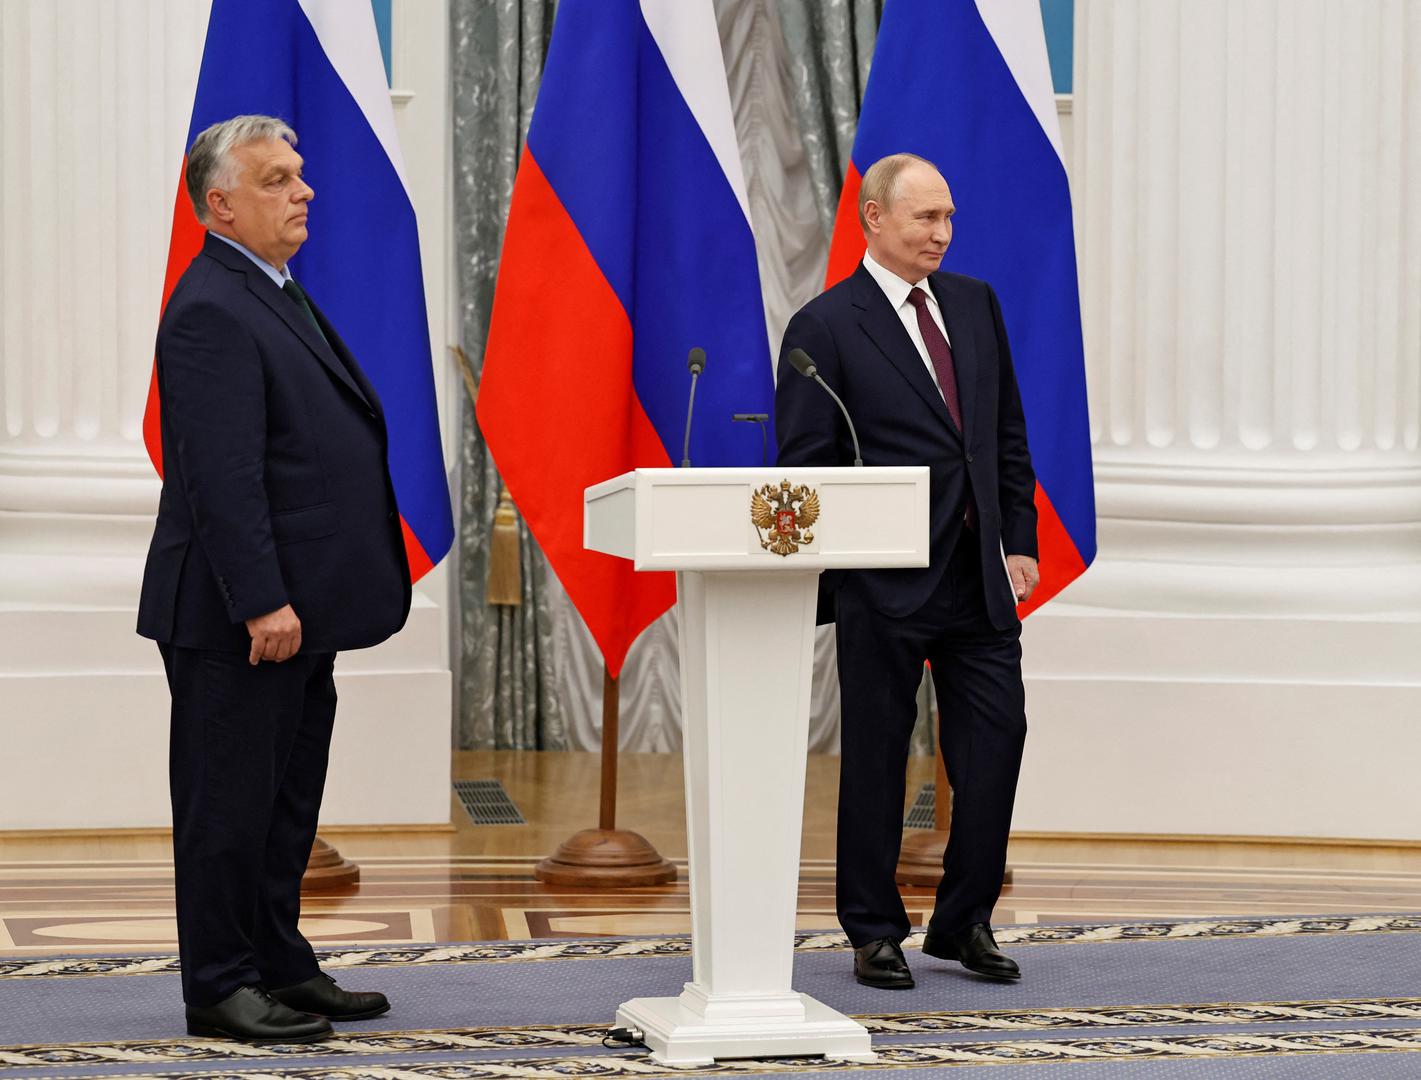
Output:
[615, 992, 875, 1066]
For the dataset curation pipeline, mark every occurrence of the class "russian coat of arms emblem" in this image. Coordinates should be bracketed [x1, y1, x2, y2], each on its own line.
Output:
[750, 480, 820, 557]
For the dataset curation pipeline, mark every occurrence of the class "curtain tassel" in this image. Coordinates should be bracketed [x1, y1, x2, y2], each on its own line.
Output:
[487, 487, 523, 606]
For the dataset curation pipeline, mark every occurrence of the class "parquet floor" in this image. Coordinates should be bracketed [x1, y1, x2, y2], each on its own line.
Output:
[2, 751, 1418, 955]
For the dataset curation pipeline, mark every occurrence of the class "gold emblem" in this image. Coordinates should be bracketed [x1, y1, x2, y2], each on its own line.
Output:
[751, 480, 820, 557]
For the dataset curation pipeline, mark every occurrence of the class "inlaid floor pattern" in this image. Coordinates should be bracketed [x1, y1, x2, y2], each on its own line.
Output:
[3, 751, 1419, 954]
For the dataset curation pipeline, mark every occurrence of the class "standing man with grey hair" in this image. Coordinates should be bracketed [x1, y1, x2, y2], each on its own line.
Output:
[776, 153, 1040, 991]
[138, 115, 410, 1042]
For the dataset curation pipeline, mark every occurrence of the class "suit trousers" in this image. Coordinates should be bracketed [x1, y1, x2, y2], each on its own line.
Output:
[834, 531, 1026, 947]
[159, 643, 337, 1006]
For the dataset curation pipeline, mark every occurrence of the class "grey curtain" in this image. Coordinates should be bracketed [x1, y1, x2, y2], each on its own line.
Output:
[775, 0, 883, 239]
[449, 0, 566, 750]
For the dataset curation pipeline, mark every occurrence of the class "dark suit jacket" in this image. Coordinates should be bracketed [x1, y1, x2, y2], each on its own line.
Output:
[137, 233, 411, 654]
[775, 263, 1037, 630]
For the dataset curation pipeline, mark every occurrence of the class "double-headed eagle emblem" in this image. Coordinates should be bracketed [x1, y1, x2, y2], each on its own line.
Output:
[751, 480, 820, 557]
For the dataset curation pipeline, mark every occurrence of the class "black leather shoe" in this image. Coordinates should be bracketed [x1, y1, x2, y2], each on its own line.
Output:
[271, 971, 390, 1020]
[853, 937, 915, 989]
[185, 985, 332, 1043]
[922, 922, 1021, 980]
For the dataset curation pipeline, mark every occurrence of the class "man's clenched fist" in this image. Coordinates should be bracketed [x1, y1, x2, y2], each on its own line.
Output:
[245, 604, 302, 665]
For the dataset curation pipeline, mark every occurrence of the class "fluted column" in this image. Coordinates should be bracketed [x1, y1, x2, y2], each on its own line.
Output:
[1013, 0, 1421, 841]
[1069, 0, 1421, 615]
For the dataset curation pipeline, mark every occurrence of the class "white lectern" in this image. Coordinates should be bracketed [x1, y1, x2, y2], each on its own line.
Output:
[584, 466, 930, 1066]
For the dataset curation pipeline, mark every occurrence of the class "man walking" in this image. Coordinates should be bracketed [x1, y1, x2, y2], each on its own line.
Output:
[777, 153, 1039, 990]
[138, 115, 410, 1041]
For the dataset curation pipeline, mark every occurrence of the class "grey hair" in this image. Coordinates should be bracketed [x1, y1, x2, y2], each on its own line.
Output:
[185, 115, 298, 224]
[858, 152, 940, 231]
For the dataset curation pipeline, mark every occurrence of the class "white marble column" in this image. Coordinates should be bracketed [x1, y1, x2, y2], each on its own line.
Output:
[1013, 0, 1421, 840]
[1069, 0, 1421, 613]
[0, 0, 204, 605]
[0, 1, 453, 830]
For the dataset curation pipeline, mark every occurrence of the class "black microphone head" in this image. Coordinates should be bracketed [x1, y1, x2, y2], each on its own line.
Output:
[787, 348, 817, 378]
[687, 347, 706, 375]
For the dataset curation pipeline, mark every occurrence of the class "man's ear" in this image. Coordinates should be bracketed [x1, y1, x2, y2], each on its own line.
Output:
[863, 200, 882, 235]
[205, 188, 234, 224]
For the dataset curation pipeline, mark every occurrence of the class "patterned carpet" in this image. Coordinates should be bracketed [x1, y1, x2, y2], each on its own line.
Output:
[3, 915, 1421, 1077]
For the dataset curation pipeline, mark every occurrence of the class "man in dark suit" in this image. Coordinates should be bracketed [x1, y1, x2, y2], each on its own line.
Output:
[777, 153, 1040, 990]
[138, 115, 411, 1042]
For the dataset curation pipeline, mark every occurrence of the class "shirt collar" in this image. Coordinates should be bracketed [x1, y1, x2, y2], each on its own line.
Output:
[862, 250, 936, 312]
[211, 231, 292, 291]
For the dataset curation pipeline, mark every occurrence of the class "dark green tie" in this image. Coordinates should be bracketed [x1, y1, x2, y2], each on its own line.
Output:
[283, 277, 330, 347]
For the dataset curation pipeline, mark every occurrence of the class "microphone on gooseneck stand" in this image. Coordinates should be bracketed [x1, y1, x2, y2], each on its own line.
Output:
[681, 347, 707, 468]
[786, 348, 862, 467]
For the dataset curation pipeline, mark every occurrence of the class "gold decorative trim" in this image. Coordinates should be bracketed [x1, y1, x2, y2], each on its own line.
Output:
[4, 915, 1418, 980]
[5, 999, 1421, 1069]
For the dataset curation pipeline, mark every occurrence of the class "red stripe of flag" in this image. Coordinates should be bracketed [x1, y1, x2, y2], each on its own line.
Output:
[478, 151, 676, 676]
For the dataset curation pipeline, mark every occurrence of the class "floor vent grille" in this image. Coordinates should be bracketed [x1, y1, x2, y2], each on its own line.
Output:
[904, 782, 937, 829]
[454, 779, 527, 826]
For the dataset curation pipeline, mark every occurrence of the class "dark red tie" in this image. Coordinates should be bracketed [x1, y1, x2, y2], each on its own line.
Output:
[906, 287, 961, 431]
[907, 287, 976, 530]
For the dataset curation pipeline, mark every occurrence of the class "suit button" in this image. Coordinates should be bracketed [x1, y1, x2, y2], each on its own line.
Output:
[966, 452, 975, 464]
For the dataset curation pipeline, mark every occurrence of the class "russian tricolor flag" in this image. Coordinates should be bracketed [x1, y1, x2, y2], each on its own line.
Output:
[479, 0, 774, 675]
[144, 0, 453, 581]
[828, 0, 1096, 612]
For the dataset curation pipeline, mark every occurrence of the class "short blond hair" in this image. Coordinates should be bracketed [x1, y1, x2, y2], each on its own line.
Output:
[858, 152, 940, 231]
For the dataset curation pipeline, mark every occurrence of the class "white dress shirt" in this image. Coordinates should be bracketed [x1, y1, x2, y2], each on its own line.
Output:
[211, 231, 293, 290]
[861, 250, 952, 398]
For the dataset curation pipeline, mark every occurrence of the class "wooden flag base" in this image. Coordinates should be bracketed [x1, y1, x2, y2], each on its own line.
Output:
[301, 836, 360, 892]
[535, 827, 677, 887]
[534, 666, 677, 888]
[896, 828, 950, 888]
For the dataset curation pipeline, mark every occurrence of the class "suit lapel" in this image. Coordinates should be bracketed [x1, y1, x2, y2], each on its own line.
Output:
[203, 235, 372, 410]
[307, 294, 382, 419]
[850, 265, 961, 441]
[930, 273, 976, 448]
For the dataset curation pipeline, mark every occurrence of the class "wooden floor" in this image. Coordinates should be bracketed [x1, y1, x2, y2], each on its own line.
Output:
[2, 750, 1419, 955]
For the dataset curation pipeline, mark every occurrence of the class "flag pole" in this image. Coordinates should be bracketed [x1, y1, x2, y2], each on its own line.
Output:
[535, 663, 677, 886]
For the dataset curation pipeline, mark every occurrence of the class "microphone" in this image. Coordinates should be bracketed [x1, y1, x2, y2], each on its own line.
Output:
[681, 347, 706, 468]
[786, 348, 862, 466]
[732, 412, 770, 467]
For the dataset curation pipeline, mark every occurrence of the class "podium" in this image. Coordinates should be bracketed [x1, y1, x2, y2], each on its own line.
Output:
[585, 466, 929, 1066]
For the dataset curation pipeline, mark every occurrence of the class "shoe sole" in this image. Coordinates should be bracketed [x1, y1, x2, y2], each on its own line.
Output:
[186, 1023, 332, 1044]
[322, 1002, 391, 1021]
[854, 975, 916, 990]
